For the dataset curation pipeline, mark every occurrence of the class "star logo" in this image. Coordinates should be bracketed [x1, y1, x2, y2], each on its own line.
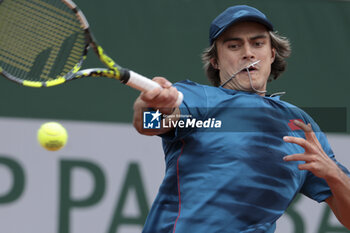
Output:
[143, 109, 162, 129]
[151, 110, 162, 122]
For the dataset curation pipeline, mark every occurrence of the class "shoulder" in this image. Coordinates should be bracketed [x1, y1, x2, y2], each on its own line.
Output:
[174, 80, 239, 98]
[276, 98, 331, 147]
[174, 80, 218, 93]
[173, 80, 225, 104]
[267, 96, 310, 119]
[278, 99, 314, 123]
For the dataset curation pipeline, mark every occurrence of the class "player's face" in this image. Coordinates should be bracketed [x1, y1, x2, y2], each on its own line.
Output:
[213, 22, 275, 95]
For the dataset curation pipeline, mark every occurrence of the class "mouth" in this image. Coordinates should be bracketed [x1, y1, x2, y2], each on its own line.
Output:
[239, 60, 260, 73]
[241, 66, 258, 73]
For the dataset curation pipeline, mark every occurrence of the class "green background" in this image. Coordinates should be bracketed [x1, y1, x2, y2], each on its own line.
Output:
[0, 0, 349, 132]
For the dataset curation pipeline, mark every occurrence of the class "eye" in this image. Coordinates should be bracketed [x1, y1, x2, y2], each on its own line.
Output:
[227, 43, 240, 50]
[254, 41, 265, 47]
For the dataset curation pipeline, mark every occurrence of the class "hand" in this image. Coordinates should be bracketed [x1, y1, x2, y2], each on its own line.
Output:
[139, 77, 179, 114]
[283, 120, 341, 180]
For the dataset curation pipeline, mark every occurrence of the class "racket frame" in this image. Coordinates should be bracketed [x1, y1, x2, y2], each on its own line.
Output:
[0, 0, 183, 105]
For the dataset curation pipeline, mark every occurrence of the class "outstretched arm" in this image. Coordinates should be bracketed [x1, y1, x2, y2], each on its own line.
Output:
[283, 120, 350, 229]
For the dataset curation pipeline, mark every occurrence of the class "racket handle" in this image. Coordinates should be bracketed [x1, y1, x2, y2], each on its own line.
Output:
[126, 70, 183, 107]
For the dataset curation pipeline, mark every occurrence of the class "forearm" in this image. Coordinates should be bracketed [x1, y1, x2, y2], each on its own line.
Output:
[325, 168, 350, 229]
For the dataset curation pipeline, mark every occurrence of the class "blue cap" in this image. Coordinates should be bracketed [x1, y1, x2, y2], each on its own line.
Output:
[209, 5, 274, 45]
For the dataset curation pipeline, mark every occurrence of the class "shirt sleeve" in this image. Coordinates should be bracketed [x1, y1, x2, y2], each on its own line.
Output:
[299, 115, 350, 202]
[159, 80, 209, 142]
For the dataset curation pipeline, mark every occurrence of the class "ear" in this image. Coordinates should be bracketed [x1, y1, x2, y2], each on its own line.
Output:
[271, 47, 276, 64]
[210, 58, 219, 70]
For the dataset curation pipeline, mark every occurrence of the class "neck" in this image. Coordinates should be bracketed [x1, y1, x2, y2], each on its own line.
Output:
[220, 81, 266, 96]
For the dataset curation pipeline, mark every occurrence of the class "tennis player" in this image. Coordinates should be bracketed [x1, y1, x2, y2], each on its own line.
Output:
[133, 5, 350, 233]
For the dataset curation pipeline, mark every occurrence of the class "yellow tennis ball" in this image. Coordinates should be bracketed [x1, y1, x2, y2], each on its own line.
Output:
[37, 122, 68, 151]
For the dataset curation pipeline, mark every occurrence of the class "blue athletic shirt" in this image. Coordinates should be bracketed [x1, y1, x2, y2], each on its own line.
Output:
[142, 80, 350, 233]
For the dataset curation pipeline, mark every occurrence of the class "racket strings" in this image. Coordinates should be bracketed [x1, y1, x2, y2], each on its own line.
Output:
[0, 0, 86, 82]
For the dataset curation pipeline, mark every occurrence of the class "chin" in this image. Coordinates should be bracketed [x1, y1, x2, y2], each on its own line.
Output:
[240, 82, 265, 93]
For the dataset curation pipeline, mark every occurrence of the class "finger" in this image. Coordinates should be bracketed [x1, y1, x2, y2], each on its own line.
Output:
[153, 88, 177, 108]
[283, 136, 309, 148]
[140, 88, 162, 102]
[293, 121, 322, 149]
[298, 163, 316, 171]
[284, 136, 320, 154]
[283, 153, 307, 161]
[294, 121, 323, 150]
[156, 88, 172, 104]
[152, 77, 172, 88]
[306, 123, 324, 149]
[160, 91, 180, 110]
[293, 120, 312, 132]
[283, 153, 317, 162]
[166, 87, 180, 107]
[293, 120, 315, 141]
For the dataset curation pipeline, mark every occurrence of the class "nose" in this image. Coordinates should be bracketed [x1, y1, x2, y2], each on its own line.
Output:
[242, 44, 255, 60]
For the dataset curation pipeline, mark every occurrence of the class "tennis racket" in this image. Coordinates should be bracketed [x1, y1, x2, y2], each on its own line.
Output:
[0, 0, 183, 106]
